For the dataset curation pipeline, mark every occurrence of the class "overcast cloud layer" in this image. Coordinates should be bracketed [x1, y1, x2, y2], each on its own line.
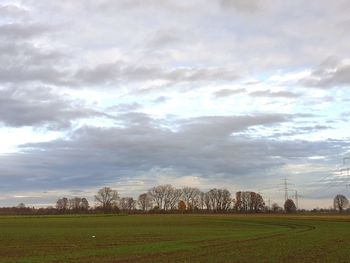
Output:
[0, 0, 350, 208]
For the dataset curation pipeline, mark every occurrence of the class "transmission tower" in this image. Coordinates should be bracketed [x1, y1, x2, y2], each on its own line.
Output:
[279, 178, 293, 202]
[294, 190, 303, 210]
[284, 178, 288, 201]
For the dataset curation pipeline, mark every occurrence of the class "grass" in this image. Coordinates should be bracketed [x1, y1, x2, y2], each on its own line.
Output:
[0, 214, 350, 262]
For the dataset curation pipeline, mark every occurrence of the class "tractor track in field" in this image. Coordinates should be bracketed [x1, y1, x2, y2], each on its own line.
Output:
[100, 220, 318, 263]
[197, 219, 317, 247]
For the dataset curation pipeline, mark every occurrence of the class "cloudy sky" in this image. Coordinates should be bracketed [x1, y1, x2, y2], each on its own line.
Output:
[1, 0, 350, 208]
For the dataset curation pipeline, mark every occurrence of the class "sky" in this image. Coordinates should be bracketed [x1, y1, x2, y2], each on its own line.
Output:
[1, 0, 350, 209]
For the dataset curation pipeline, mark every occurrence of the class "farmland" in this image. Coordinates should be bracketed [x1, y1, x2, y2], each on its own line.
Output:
[0, 214, 350, 262]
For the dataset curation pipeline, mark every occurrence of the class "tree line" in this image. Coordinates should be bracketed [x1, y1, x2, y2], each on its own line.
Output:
[2, 185, 347, 215]
[53, 185, 296, 214]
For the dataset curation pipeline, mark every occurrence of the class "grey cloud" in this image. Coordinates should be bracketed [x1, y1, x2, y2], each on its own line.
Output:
[0, 23, 48, 40]
[153, 96, 170, 103]
[117, 0, 192, 11]
[303, 64, 350, 88]
[0, 87, 104, 128]
[219, 0, 263, 12]
[73, 62, 239, 86]
[249, 90, 300, 98]
[0, 65, 66, 86]
[31, 0, 198, 15]
[12, 1, 349, 90]
[27, 0, 262, 15]
[165, 67, 239, 82]
[340, 19, 350, 32]
[107, 103, 143, 112]
[116, 112, 156, 128]
[0, 40, 68, 85]
[0, 113, 345, 195]
[214, 88, 246, 97]
[0, 20, 67, 87]
[180, 114, 290, 137]
[22, 0, 350, 78]
[0, 4, 27, 17]
[147, 29, 183, 48]
[299, 125, 332, 132]
[0, 42, 64, 65]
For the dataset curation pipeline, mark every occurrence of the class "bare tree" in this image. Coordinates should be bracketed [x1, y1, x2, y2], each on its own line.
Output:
[182, 187, 201, 210]
[333, 194, 349, 213]
[147, 185, 183, 211]
[235, 191, 251, 212]
[203, 191, 211, 210]
[69, 197, 82, 211]
[205, 189, 216, 210]
[95, 187, 119, 212]
[127, 197, 136, 211]
[166, 188, 182, 210]
[205, 188, 231, 212]
[251, 192, 265, 212]
[56, 197, 69, 211]
[56, 198, 64, 211]
[62, 197, 69, 210]
[138, 193, 152, 211]
[148, 185, 167, 209]
[80, 198, 89, 211]
[162, 185, 175, 210]
[119, 197, 136, 212]
[119, 198, 128, 211]
[235, 191, 264, 212]
[198, 191, 206, 210]
[220, 189, 232, 211]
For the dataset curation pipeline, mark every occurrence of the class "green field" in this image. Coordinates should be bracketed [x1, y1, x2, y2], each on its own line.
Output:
[1, 214, 350, 262]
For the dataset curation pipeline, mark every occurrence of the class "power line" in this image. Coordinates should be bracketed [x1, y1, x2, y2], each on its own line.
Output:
[279, 178, 294, 202]
[294, 190, 304, 210]
[283, 178, 288, 201]
[304, 162, 350, 197]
